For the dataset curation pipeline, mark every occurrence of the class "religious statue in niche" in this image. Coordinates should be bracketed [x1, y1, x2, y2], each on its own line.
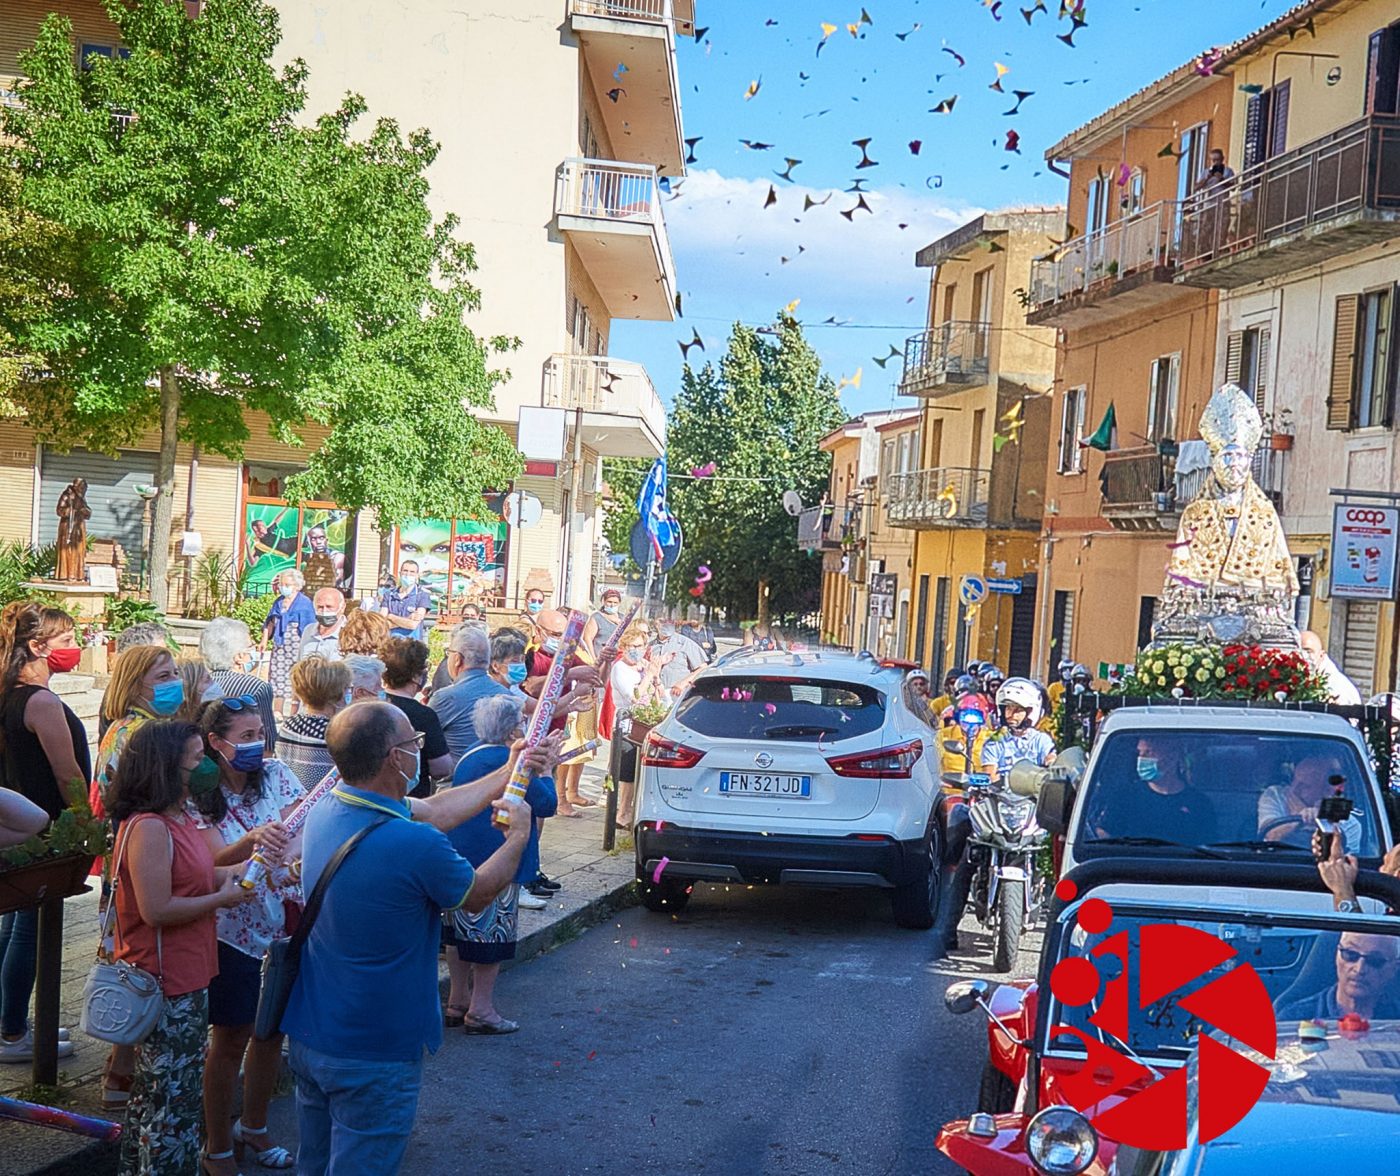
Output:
[1153, 384, 1299, 649]
[54, 478, 91, 583]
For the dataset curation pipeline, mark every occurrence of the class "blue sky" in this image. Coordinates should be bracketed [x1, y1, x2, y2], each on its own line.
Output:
[610, 0, 1302, 419]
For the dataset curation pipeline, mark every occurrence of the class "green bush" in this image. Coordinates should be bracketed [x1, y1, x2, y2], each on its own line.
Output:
[104, 596, 162, 633]
[0, 540, 58, 609]
[229, 594, 272, 633]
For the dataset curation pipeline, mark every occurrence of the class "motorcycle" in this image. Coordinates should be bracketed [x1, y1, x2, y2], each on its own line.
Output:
[942, 708, 1049, 972]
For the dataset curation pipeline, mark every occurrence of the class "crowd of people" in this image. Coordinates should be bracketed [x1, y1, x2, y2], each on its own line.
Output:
[0, 574, 717, 1174]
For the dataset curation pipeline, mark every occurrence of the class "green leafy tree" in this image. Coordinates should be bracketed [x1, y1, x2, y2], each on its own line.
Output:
[0, 0, 520, 609]
[606, 313, 842, 620]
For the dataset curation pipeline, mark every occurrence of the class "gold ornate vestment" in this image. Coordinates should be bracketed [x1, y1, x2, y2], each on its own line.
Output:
[1167, 480, 1299, 593]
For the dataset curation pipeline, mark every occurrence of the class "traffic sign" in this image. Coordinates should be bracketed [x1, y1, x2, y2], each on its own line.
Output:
[959, 575, 988, 607]
[629, 516, 684, 573]
[986, 577, 1023, 595]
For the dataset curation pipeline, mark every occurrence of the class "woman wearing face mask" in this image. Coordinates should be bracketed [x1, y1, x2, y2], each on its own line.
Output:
[107, 720, 255, 1176]
[381, 639, 453, 799]
[174, 657, 221, 723]
[194, 698, 305, 1176]
[0, 602, 89, 1066]
[259, 569, 314, 717]
[580, 588, 624, 660]
[487, 629, 531, 694]
[606, 625, 665, 830]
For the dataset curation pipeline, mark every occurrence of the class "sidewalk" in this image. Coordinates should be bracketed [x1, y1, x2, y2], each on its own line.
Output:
[1, 752, 636, 1175]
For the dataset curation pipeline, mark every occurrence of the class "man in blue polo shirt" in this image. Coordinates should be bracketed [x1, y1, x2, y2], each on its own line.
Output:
[429, 626, 507, 759]
[282, 702, 539, 1174]
[375, 560, 433, 639]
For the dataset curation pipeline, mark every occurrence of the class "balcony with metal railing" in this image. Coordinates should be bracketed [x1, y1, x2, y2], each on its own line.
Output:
[1176, 114, 1400, 288]
[898, 321, 991, 398]
[1027, 201, 1183, 327]
[542, 354, 666, 458]
[885, 467, 992, 529]
[567, 0, 687, 175]
[554, 158, 677, 321]
[1100, 442, 1286, 532]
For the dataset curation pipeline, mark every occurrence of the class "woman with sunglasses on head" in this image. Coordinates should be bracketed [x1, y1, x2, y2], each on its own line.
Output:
[0, 602, 89, 1066]
[192, 697, 305, 1175]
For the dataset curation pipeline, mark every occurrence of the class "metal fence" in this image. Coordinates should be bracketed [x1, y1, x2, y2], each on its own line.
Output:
[570, 0, 673, 21]
[1029, 201, 1179, 310]
[885, 466, 991, 527]
[900, 321, 990, 392]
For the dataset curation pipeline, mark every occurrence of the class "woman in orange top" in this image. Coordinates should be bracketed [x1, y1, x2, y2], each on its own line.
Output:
[107, 720, 252, 1176]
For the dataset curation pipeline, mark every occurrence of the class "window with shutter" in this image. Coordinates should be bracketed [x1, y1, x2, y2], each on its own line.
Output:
[1268, 80, 1290, 159]
[1369, 25, 1400, 116]
[1242, 94, 1266, 171]
[1328, 295, 1361, 431]
[1224, 332, 1245, 385]
[1255, 328, 1271, 413]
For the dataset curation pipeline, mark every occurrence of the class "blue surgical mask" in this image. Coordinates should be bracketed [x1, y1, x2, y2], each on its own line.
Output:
[542, 637, 560, 655]
[150, 679, 185, 716]
[603, 602, 619, 614]
[399, 575, 418, 589]
[280, 583, 297, 598]
[506, 662, 528, 685]
[526, 601, 543, 614]
[228, 741, 265, 773]
[1136, 755, 1161, 783]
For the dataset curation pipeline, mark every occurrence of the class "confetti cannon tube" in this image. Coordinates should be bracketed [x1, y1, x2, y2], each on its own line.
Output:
[494, 609, 587, 828]
[558, 739, 599, 764]
[240, 768, 340, 890]
[0, 1095, 122, 1141]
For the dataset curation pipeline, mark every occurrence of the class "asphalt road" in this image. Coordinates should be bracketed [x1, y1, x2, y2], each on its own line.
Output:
[391, 887, 1033, 1176]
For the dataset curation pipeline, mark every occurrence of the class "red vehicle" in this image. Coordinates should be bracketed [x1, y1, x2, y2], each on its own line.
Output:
[935, 858, 1400, 1176]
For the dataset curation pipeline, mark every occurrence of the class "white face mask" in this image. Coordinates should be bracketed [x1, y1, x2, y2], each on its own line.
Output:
[200, 682, 224, 703]
[395, 746, 420, 792]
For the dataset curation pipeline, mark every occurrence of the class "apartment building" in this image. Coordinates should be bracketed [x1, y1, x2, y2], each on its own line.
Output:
[802, 410, 920, 655]
[1173, 0, 1400, 694]
[889, 210, 1061, 682]
[1, 1, 689, 611]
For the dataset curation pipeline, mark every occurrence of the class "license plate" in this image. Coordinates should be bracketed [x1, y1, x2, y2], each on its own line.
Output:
[719, 771, 811, 798]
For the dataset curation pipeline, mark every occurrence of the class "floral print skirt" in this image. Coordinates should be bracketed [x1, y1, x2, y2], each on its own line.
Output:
[119, 989, 208, 1176]
[268, 624, 301, 698]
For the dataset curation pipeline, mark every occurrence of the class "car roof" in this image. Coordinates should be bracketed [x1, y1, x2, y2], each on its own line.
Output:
[702, 649, 904, 684]
[1098, 704, 1368, 740]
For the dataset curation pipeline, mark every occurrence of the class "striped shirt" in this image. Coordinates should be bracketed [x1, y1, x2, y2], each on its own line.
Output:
[209, 671, 279, 752]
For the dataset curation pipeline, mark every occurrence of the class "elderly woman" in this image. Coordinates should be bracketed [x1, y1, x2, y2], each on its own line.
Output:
[277, 656, 350, 790]
[199, 618, 277, 751]
[259, 570, 315, 715]
[343, 653, 385, 703]
[441, 694, 557, 1033]
[337, 608, 391, 657]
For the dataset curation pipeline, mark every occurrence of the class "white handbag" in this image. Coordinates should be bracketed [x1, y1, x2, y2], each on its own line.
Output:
[79, 820, 165, 1046]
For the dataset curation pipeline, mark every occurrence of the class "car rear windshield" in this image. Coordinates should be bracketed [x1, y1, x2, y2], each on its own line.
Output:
[673, 677, 885, 743]
[1081, 730, 1381, 859]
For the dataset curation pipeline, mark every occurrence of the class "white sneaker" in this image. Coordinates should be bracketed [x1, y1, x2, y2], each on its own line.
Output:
[0, 1028, 75, 1063]
[517, 889, 548, 910]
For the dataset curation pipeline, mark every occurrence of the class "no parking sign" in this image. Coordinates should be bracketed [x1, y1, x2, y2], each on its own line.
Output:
[959, 575, 988, 608]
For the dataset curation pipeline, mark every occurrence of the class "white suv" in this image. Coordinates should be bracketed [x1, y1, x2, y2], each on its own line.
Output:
[633, 650, 947, 928]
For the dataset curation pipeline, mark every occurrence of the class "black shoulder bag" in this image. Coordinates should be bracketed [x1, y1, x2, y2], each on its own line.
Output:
[253, 816, 389, 1041]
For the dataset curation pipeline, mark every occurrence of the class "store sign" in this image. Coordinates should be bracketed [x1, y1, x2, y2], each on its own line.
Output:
[1330, 504, 1400, 601]
[869, 573, 897, 620]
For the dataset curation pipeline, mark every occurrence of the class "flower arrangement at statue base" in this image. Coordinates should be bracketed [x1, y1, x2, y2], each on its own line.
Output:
[1117, 642, 1329, 702]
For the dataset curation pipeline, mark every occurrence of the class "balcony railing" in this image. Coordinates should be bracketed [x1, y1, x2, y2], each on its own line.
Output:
[798, 503, 854, 551]
[886, 467, 991, 529]
[1028, 201, 1180, 315]
[1177, 114, 1400, 285]
[542, 354, 666, 456]
[570, 0, 673, 23]
[899, 322, 991, 396]
[554, 157, 677, 319]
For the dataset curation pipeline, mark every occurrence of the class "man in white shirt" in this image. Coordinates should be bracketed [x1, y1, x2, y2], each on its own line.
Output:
[1301, 630, 1362, 706]
[298, 588, 347, 662]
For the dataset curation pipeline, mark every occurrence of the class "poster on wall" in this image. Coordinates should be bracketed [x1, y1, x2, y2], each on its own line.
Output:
[241, 499, 355, 594]
[393, 500, 508, 610]
[1330, 503, 1400, 601]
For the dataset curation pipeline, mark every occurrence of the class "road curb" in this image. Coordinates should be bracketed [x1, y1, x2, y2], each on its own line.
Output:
[513, 876, 640, 967]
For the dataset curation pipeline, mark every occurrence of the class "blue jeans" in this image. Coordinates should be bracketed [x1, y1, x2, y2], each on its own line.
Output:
[288, 1038, 423, 1175]
[0, 907, 38, 1038]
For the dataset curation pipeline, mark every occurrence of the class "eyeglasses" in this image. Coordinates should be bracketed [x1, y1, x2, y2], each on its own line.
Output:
[1338, 947, 1397, 970]
[394, 732, 427, 751]
[220, 695, 259, 712]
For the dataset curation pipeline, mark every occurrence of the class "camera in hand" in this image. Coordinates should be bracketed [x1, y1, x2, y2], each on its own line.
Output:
[1314, 795, 1355, 862]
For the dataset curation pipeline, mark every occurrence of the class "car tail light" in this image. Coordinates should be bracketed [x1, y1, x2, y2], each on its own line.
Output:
[826, 739, 923, 778]
[642, 734, 706, 769]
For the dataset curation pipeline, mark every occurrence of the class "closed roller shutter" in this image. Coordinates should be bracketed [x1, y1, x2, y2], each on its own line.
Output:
[1340, 600, 1379, 696]
[38, 448, 158, 562]
[1008, 573, 1038, 678]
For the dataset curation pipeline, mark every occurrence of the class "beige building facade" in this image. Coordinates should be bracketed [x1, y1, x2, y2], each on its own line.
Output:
[2, 0, 689, 612]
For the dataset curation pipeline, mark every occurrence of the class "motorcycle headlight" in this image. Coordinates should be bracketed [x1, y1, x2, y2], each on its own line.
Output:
[1024, 1107, 1098, 1175]
[999, 796, 1035, 834]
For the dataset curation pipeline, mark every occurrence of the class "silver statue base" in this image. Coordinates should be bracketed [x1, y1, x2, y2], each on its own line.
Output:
[1150, 586, 1300, 651]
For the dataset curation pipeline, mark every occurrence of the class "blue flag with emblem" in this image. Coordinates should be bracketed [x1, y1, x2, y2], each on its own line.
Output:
[636, 455, 674, 560]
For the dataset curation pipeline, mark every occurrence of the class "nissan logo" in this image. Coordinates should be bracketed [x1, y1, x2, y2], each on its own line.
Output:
[754, 752, 774, 768]
[1346, 509, 1389, 525]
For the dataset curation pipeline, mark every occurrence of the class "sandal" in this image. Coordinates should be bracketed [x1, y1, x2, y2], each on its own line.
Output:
[444, 1003, 470, 1029]
[462, 1014, 519, 1035]
[232, 1121, 293, 1170]
[202, 1152, 242, 1176]
[102, 1069, 134, 1107]
[566, 794, 597, 808]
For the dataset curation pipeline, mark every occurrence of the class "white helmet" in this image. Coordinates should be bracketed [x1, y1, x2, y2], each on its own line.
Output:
[996, 677, 1044, 727]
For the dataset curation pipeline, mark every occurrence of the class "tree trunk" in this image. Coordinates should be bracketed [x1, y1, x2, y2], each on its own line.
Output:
[757, 579, 770, 629]
[148, 365, 181, 614]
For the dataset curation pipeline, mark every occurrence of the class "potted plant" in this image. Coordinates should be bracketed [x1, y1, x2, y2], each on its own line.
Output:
[624, 696, 671, 748]
[0, 802, 107, 916]
[1263, 407, 1294, 451]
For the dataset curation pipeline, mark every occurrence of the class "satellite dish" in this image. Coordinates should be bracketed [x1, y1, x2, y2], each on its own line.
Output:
[782, 490, 804, 517]
[503, 490, 542, 529]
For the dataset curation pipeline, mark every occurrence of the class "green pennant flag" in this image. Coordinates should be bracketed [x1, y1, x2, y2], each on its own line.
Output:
[1081, 401, 1118, 452]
